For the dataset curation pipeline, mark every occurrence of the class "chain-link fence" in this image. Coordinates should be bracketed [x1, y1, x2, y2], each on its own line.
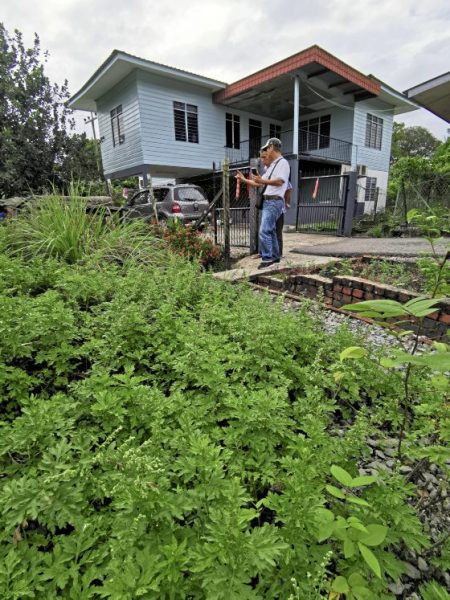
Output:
[393, 172, 450, 222]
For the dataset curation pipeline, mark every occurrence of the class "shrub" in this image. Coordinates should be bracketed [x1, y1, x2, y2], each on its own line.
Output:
[0, 251, 443, 598]
[0, 194, 170, 268]
[159, 218, 222, 268]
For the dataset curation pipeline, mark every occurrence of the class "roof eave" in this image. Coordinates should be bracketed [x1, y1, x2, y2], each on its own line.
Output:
[214, 45, 380, 104]
[377, 83, 420, 115]
[69, 50, 227, 112]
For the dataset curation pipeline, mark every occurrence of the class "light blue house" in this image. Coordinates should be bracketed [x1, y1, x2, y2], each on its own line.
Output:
[69, 45, 417, 214]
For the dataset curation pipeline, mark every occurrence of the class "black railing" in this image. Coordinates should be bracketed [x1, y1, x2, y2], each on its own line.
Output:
[225, 128, 352, 165]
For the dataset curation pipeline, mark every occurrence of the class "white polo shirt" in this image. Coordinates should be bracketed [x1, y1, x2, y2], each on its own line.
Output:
[264, 156, 290, 198]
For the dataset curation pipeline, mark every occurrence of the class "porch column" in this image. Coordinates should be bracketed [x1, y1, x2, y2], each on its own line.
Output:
[292, 75, 300, 156]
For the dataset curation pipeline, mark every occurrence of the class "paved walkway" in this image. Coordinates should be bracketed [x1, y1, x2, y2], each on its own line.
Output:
[289, 234, 449, 257]
[213, 232, 448, 281]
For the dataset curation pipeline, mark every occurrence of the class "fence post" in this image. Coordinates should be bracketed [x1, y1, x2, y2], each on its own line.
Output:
[222, 158, 231, 268]
[342, 171, 358, 236]
[249, 157, 259, 255]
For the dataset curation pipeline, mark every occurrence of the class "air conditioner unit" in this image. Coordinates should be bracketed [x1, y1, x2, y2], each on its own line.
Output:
[357, 164, 367, 177]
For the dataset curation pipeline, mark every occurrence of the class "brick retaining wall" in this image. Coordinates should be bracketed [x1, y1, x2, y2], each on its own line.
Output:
[255, 272, 450, 341]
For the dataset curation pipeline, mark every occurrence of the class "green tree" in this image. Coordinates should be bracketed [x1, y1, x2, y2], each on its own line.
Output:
[58, 134, 103, 193]
[431, 138, 450, 173]
[391, 123, 441, 163]
[0, 24, 85, 197]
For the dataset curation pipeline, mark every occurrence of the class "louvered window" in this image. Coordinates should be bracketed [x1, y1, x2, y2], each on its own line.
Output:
[173, 101, 199, 143]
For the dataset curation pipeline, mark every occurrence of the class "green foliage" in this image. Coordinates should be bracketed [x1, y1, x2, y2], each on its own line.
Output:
[160, 218, 222, 268]
[419, 580, 450, 600]
[431, 138, 450, 173]
[407, 208, 450, 297]
[0, 23, 101, 198]
[391, 123, 441, 163]
[0, 194, 169, 267]
[0, 248, 438, 598]
[341, 233, 450, 459]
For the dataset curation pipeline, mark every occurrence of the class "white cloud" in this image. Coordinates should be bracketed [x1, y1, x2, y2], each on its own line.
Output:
[2, 0, 449, 137]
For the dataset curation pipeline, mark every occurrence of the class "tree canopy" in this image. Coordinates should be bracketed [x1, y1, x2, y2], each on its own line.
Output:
[0, 24, 101, 198]
[391, 122, 441, 163]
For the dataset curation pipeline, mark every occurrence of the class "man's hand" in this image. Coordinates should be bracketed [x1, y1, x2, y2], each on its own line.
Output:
[253, 175, 264, 184]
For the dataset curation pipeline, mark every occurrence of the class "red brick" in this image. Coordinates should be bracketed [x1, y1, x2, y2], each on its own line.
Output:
[364, 293, 375, 300]
[352, 288, 364, 299]
[334, 285, 343, 293]
[439, 313, 450, 325]
[342, 287, 352, 296]
[342, 294, 353, 305]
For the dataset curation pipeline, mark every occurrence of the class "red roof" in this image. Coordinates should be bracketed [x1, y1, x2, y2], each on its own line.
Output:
[214, 45, 380, 103]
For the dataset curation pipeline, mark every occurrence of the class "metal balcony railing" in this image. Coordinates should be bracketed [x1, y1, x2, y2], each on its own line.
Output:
[225, 128, 352, 165]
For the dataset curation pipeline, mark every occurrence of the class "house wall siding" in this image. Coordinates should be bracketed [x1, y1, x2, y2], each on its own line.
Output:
[281, 106, 354, 150]
[138, 71, 223, 169]
[138, 71, 284, 170]
[352, 99, 394, 172]
[97, 72, 144, 176]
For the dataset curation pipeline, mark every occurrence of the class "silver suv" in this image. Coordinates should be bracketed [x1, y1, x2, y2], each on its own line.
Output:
[126, 184, 210, 226]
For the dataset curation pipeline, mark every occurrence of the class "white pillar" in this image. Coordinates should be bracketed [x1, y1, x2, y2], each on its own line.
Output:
[293, 75, 300, 156]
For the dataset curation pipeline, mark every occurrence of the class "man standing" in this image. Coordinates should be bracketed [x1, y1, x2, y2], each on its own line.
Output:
[252, 138, 290, 268]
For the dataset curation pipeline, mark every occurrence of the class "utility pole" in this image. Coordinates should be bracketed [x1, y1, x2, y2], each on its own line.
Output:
[84, 112, 101, 173]
[84, 112, 106, 194]
[84, 111, 98, 142]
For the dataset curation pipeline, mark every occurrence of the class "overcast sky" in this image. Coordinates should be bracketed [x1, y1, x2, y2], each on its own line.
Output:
[2, 0, 450, 139]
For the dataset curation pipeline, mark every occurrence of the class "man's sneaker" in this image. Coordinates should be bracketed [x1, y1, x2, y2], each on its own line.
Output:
[257, 260, 275, 269]
[273, 258, 281, 263]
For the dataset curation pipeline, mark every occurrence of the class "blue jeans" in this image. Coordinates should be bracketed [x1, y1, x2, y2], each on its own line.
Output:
[259, 199, 284, 261]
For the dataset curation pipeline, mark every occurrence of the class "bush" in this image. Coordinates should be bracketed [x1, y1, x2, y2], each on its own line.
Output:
[0, 250, 444, 598]
[0, 194, 170, 268]
[159, 218, 222, 268]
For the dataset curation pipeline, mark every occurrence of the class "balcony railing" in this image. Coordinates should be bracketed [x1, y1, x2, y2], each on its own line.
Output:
[225, 128, 352, 165]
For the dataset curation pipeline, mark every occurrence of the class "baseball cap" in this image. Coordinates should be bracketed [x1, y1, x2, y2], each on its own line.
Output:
[260, 137, 282, 151]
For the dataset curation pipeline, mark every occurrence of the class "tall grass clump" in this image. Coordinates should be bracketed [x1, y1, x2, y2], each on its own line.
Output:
[1, 194, 170, 268]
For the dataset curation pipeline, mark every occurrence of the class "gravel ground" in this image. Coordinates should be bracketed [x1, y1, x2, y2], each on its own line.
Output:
[277, 294, 430, 354]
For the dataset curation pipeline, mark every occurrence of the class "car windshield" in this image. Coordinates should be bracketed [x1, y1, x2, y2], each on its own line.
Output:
[175, 187, 206, 202]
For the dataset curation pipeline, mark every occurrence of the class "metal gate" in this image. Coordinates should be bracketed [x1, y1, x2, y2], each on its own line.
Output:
[296, 173, 350, 235]
[183, 167, 251, 248]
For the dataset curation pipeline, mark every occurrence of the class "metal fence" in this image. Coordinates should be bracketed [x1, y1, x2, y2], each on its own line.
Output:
[225, 128, 352, 165]
[182, 165, 252, 248]
[393, 172, 450, 222]
[296, 173, 350, 235]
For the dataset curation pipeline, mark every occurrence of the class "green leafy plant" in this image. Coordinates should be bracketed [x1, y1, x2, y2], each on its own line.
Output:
[407, 209, 450, 297]
[0, 219, 446, 597]
[160, 218, 222, 268]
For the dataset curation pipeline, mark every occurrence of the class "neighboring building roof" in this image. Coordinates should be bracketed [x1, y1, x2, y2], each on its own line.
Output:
[404, 72, 450, 123]
[69, 50, 227, 111]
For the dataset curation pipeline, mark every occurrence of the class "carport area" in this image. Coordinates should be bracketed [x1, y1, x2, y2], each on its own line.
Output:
[404, 71, 450, 123]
